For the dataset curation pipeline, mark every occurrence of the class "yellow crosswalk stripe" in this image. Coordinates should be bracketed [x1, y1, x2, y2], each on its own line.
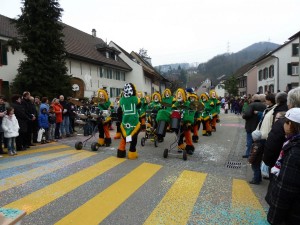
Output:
[55, 162, 162, 225]
[4, 156, 126, 214]
[231, 179, 267, 224]
[0, 151, 96, 193]
[1, 145, 71, 158]
[144, 170, 207, 225]
[0, 150, 78, 170]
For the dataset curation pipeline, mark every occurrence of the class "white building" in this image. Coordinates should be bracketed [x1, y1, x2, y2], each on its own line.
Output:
[0, 14, 168, 100]
[109, 41, 168, 96]
[255, 32, 300, 93]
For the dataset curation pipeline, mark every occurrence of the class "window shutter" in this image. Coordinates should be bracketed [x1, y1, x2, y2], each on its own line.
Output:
[1, 44, 8, 65]
[287, 63, 292, 75]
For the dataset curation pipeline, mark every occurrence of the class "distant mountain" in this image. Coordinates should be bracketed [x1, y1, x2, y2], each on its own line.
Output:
[156, 63, 190, 73]
[197, 42, 280, 83]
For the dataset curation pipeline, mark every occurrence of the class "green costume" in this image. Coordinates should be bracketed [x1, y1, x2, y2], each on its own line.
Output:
[120, 96, 140, 137]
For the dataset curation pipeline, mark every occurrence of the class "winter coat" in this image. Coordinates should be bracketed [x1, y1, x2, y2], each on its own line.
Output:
[52, 103, 63, 123]
[11, 102, 30, 133]
[0, 103, 6, 132]
[38, 112, 49, 129]
[266, 136, 300, 225]
[242, 101, 266, 133]
[259, 104, 276, 140]
[1, 114, 19, 138]
[40, 103, 49, 114]
[263, 118, 286, 167]
[248, 141, 264, 165]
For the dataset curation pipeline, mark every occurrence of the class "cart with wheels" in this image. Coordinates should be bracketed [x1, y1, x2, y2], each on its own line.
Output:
[163, 106, 189, 161]
[74, 109, 109, 151]
[141, 109, 158, 147]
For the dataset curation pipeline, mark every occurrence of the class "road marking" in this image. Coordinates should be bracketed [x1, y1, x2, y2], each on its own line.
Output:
[144, 170, 207, 225]
[55, 162, 162, 225]
[231, 179, 268, 224]
[0, 150, 78, 170]
[189, 174, 231, 224]
[1, 145, 71, 158]
[4, 156, 126, 214]
[0, 151, 96, 193]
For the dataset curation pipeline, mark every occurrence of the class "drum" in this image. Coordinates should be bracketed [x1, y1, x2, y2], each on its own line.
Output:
[99, 110, 111, 123]
[90, 106, 100, 119]
[183, 110, 195, 124]
[156, 109, 171, 123]
[156, 120, 167, 136]
[170, 110, 181, 130]
[77, 106, 88, 119]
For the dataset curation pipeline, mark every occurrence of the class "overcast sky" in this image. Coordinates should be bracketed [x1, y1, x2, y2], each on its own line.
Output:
[1, 0, 299, 66]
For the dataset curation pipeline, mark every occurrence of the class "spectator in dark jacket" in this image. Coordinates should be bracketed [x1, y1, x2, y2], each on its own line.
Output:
[263, 92, 289, 168]
[11, 94, 31, 151]
[266, 107, 300, 225]
[242, 94, 266, 158]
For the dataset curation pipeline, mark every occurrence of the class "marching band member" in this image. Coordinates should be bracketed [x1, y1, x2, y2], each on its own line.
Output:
[209, 90, 221, 132]
[97, 89, 112, 146]
[200, 92, 213, 136]
[117, 83, 140, 159]
[186, 89, 201, 143]
[137, 91, 147, 131]
[172, 88, 195, 155]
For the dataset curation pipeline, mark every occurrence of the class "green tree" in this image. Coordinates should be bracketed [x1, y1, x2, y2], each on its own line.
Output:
[224, 75, 238, 96]
[178, 69, 187, 87]
[10, 0, 71, 98]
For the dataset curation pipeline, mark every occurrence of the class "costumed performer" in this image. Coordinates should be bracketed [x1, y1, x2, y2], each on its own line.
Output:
[117, 83, 141, 159]
[200, 92, 213, 136]
[172, 88, 195, 155]
[209, 90, 221, 132]
[97, 88, 112, 146]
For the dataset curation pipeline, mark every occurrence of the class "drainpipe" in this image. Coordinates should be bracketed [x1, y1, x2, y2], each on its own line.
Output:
[273, 56, 279, 92]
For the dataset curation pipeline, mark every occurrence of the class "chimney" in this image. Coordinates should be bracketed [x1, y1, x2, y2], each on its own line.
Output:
[92, 29, 96, 37]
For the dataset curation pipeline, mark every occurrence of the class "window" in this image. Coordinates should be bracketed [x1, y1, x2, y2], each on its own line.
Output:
[99, 67, 103, 78]
[103, 68, 107, 78]
[292, 43, 299, 56]
[258, 86, 263, 94]
[258, 70, 263, 81]
[263, 68, 268, 80]
[110, 88, 116, 98]
[107, 69, 112, 79]
[120, 72, 125, 81]
[287, 63, 299, 75]
[106, 52, 109, 58]
[264, 85, 268, 92]
[269, 84, 274, 93]
[116, 71, 120, 80]
[269, 65, 274, 78]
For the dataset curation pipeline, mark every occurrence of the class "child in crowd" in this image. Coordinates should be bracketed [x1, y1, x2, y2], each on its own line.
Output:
[48, 106, 56, 142]
[38, 107, 50, 143]
[1, 107, 19, 156]
[248, 129, 264, 184]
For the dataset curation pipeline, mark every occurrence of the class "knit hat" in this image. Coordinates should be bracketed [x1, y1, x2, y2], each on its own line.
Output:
[252, 129, 262, 141]
[285, 108, 300, 123]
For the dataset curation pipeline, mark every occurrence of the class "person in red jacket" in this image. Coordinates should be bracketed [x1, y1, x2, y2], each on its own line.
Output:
[51, 98, 63, 139]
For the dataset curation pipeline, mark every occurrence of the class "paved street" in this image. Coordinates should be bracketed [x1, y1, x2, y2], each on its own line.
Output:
[0, 111, 270, 225]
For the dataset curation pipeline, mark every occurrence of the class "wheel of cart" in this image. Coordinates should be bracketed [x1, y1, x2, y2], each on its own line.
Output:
[74, 107, 103, 151]
[141, 109, 159, 147]
[162, 108, 188, 160]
